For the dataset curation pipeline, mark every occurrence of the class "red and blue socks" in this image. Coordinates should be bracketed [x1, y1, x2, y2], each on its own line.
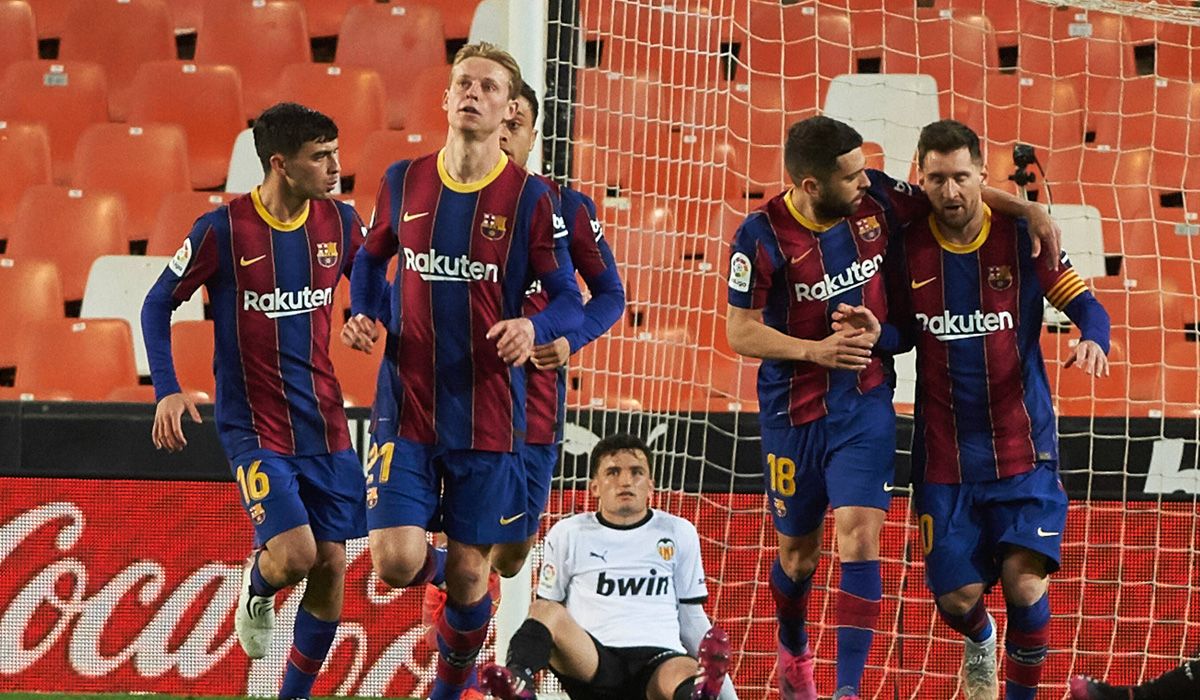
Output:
[250, 550, 281, 598]
[279, 607, 338, 699]
[938, 598, 994, 643]
[836, 560, 882, 693]
[770, 558, 813, 654]
[431, 592, 493, 700]
[1004, 593, 1050, 700]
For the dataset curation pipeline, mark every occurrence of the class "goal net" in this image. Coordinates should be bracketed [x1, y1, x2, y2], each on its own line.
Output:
[540, 0, 1200, 697]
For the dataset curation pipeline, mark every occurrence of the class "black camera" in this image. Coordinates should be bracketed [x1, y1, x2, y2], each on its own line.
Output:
[1012, 143, 1037, 169]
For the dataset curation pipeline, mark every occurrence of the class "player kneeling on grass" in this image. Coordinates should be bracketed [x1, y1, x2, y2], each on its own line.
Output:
[481, 434, 735, 700]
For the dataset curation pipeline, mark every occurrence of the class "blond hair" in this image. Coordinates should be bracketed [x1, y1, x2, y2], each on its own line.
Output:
[451, 42, 522, 100]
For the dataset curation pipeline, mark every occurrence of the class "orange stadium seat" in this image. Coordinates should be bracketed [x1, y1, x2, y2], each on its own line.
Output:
[882, 12, 998, 120]
[0, 60, 109, 184]
[0, 258, 64, 369]
[601, 10, 727, 88]
[127, 61, 247, 190]
[7, 185, 129, 302]
[0, 121, 51, 234]
[336, 2, 446, 129]
[105, 385, 160, 403]
[146, 191, 237, 256]
[1157, 22, 1199, 83]
[164, 0, 203, 32]
[940, 0, 1054, 45]
[353, 129, 442, 198]
[194, 0, 310, 119]
[1020, 11, 1139, 79]
[1089, 77, 1200, 156]
[24, 0, 72, 38]
[170, 319, 216, 398]
[14, 319, 140, 401]
[389, 64, 452, 134]
[269, 63, 386, 177]
[0, 1, 36, 78]
[1164, 340, 1200, 413]
[329, 314, 381, 407]
[966, 73, 1084, 156]
[298, 0, 368, 37]
[57, 0, 176, 121]
[72, 123, 193, 243]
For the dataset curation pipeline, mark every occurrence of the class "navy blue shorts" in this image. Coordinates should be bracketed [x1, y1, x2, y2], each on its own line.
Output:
[364, 435, 528, 545]
[523, 442, 559, 538]
[914, 462, 1068, 597]
[761, 385, 896, 536]
[230, 448, 367, 547]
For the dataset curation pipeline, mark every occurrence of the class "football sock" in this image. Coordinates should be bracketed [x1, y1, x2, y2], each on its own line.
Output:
[836, 560, 882, 693]
[413, 544, 447, 587]
[937, 598, 994, 644]
[250, 550, 280, 598]
[278, 607, 338, 699]
[506, 618, 553, 681]
[431, 592, 492, 699]
[1004, 593, 1050, 700]
[770, 557, 813, 654]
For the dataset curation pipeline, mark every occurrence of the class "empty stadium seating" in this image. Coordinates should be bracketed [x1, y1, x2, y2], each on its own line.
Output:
[0, 121, 51, 234]
[336, 2, 447, 129]
[0, 258, 64, 370]
[15, 318, 140, 400]
[354, 129, 443, 198]
[127, 61, 247, 190]
[57, 0, 176, 121]
[0, 60, 109, 183]
[72, 123, 193, 242]
[0, 1, 36, 78]
[24, 0, 72, 38]
[169, 319, 216, 398]
[146, 191, 237, 257]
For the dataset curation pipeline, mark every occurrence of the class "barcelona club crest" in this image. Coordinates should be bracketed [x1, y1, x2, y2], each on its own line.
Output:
[854, 215, 882, 242]
[366, 487, 378, 509]
[481, 213, 508, 240]
[656, 537, 676, 562]
[316, 241, 339, 268]
[774, 497, 788, 518]
[249, 503, 266, 525]
[988, 265, 1013, 291]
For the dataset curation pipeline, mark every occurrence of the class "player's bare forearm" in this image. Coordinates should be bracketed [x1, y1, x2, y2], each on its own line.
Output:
[981, 187, 1061, 265]
[726, 306, 813, 362]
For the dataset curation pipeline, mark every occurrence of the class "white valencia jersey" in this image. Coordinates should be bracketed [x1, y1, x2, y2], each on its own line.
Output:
[537, 509, 708, 652]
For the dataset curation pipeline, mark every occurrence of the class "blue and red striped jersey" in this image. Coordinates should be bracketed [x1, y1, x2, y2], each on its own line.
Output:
[886, 206, 1110, 484]
[727, 170, 928, 427]
[353, 150, 581, 453]
[143, 189, 364, 459]
[524, 182, 624, 445]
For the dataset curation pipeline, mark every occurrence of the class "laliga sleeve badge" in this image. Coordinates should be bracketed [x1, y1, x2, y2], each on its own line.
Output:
[169, 238, 192, 277]
[729, 251, 752, 292]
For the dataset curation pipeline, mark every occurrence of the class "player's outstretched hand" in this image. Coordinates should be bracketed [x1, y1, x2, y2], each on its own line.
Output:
[1026, 204, 1062, 269]
[831, 302, 881, 345]
[809, 327, 874, 370]
[488, 318, 535, 366]
[341, 313, 379, 353]
[153, 392, 201, 453]
[531, 337, 570, 370]
[1064, 339, 1109, 377]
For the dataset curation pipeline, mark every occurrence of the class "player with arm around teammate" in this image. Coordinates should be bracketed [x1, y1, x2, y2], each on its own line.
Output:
[725, 115, 1062, 700]
[340, 43, 583, 700]
[481, 433, 735, 700]
[140, 103, 368, 700]
[839, 119, 1110, 700]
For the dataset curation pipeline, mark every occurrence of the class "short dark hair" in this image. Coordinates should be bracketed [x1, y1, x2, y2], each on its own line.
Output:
[917, 119, 983, 170]
[590, 433, 652, 478]
[518, 81, 539, 125]
[252, 102, 338, 174]
[784, 115, 863, 184]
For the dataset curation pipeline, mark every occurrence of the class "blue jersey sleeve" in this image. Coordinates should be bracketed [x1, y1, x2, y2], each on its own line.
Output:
[727, 212, 777, 310]
[141, 213, 220, 401]
[526, 191, 582, 345]
[562, 190, 625, 352]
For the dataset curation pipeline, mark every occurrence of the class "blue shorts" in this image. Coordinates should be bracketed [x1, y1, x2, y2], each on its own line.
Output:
[914, 462, 1068, 597]
[523, 443, 559, 538]
[365, 435, 528, 545]
[230, 448, 367, 547]
[761, 385, 896, 536]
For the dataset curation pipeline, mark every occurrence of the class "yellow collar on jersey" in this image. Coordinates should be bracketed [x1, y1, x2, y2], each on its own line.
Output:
[784, 188, 839, 233]
[929, 204, 992, 254]
[251, 187, 309, 231]
[437, 149, 508, 193]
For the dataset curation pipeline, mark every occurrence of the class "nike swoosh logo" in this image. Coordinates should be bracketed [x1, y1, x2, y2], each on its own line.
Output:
[790, 249, 814, 265]
[1036, 527, 1060, 537]
[883, 482, 896, 493]
[911, 277, 937, 289]
[239, 255, 267, 267]
[499, 513, 526, 526]
[402, 211, 429, 222]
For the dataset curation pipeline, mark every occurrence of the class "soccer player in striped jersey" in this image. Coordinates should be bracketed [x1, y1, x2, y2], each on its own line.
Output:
[726, 116, 1060, 700]
[843, 119, 1110, 700]
[141, 103, 367, 700]
[342, 43, 582, 700]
